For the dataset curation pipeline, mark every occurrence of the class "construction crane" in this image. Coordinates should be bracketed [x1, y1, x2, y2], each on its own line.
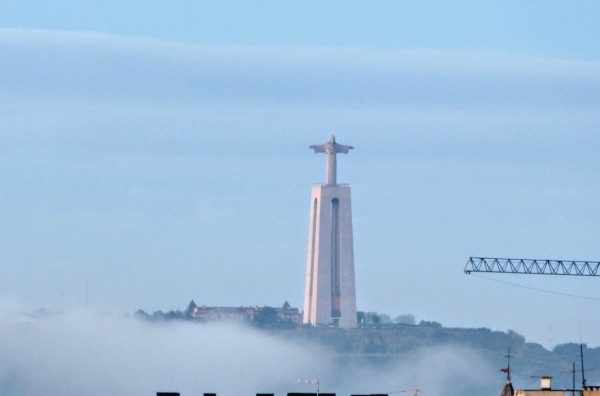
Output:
[464, 256, 599, 393]
[464, 257, 600, 276]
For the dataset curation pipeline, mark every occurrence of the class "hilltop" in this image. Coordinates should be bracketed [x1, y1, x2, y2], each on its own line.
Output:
[135, 307, 600, 387]
[274, 325, 599, 380]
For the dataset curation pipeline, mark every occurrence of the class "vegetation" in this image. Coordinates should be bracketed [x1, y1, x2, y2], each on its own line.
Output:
[134, 306, 296, 328]
[133, 307, 600, 385]
[134, 309, 194, 321]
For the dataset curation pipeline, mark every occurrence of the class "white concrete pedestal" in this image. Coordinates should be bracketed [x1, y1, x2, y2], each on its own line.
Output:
[303, 184, 357, 328]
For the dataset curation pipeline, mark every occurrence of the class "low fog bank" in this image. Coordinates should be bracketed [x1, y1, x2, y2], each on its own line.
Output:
[0, 301, 501, 396]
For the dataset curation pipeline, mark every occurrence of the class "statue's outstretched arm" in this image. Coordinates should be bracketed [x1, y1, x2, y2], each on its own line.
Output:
[334, 143, 354, 154]
[309, 144, 326, 153]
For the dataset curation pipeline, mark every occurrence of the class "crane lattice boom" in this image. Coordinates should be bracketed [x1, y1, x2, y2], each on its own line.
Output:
[464, 257, 600, 276]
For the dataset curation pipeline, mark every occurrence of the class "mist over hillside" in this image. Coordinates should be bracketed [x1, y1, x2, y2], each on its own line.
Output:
[3, 300, 597, 396]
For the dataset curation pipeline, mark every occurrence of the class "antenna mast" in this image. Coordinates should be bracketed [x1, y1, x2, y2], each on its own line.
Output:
[573, 362, 576, 396]
[505, 348, 514, 381]
[581, 343, 586, 389]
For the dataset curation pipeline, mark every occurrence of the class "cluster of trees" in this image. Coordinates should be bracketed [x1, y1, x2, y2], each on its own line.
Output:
[134, 309, 190, 321]
[357, 311, 415, 325]
[252, 307, 298, 328]
[357, 311, 442, 328]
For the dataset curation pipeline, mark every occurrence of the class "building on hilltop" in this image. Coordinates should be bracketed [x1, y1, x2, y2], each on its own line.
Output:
[185, 300, 197, 313]
[184, 301, 302, 323]
[186, 304, 257, 321]
[278, 301, 302, 323]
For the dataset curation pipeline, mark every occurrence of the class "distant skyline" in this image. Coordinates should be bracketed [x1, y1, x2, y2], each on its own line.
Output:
[1, 2, 600, 348]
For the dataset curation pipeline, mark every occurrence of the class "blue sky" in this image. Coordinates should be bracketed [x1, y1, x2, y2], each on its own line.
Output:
[1, 1, 600, 348]
[2, 1, 600, 59]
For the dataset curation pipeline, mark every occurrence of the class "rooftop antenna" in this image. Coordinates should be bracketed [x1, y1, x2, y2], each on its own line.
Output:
[580, 344, 586, 389]
[505, 348, 514, 381]
[572, 362, 576, 396]
[298, 378, 319, 396]
[562, 362, 598, 395]
[561, 363, 577, 396]
[580, 323, 586, 389]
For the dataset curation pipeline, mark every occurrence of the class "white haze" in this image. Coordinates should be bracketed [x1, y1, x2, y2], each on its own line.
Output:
[0, 300, 499, 396]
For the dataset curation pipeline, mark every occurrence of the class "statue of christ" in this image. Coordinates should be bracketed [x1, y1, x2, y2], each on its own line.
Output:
[309, 135, 354, 185]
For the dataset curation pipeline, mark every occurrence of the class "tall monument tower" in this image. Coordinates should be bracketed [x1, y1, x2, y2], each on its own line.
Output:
[303, 135, 357, 328]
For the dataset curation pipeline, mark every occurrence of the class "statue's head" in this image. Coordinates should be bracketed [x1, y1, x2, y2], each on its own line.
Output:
[329, 135, 336, 143]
